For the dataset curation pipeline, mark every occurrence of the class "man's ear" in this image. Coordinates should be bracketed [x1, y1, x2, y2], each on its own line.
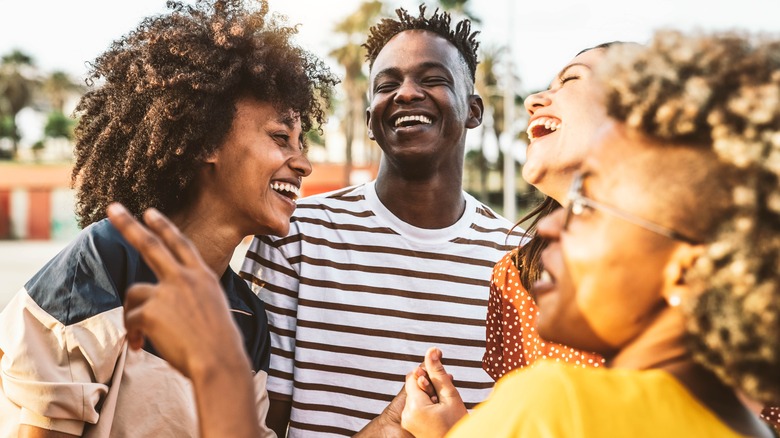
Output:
[366, 107, 375, 140]
[466, 94, 484, 129]
[662, 244, 705, 307]
[203, 149, 219, 164]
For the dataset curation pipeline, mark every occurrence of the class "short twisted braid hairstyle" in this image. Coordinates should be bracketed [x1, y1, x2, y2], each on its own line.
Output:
[72, 0, 337, 227]
[363, 5, 479, 82]
[599, 30, 780, 404]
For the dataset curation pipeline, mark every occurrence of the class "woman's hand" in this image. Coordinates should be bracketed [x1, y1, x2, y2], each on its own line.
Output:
[401, 347, 468, 438]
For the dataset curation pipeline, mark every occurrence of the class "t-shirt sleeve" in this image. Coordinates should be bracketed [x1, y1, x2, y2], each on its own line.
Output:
[0, 237, 126, 436]
[241, 235, 301, 400]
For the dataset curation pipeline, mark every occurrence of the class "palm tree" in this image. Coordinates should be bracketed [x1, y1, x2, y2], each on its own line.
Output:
[0, 50, 37, 158]
[330, 0, 382, 185]
[437, 0, 480, 23]
[42, 70, 81, 114]
[474, 45, 505, 201]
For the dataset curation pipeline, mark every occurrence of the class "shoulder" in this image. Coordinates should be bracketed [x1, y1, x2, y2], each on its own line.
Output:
[488, 363, 624, 414]
[494, 249, 519, 272]
[295, 184, 367, 210]
[465, 193, 524, 237]
[23, 219, 138, 325]
[451, 363, 584, 436]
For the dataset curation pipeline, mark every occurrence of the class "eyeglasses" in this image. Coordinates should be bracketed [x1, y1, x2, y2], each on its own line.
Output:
[564, 171, 700, 244]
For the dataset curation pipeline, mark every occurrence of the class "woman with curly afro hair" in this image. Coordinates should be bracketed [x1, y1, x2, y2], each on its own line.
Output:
[399, 30, 780, 437]
[0, 0, 336, 436]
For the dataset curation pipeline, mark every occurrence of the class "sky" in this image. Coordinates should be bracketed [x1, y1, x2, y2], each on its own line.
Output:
[2, 0, 779, 148]
[4, 0, 780, 92]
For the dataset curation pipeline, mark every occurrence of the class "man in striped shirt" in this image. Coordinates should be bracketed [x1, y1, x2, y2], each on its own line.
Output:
[241, 6, 523, 436]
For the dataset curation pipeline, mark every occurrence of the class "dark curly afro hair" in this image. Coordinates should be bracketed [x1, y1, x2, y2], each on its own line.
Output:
[363, 4, 479, 82]
[599, 30, 780, 405]
[71, 0, 338, 227]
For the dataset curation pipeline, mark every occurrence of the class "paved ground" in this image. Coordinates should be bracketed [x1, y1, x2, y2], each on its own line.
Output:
[0, 239, 252, 311]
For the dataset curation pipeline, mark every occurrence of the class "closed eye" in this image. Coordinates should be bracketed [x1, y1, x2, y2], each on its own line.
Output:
[272, 132, 292, 149]
[559, 75, 580, 86]
[423, 76, 449, 85]
[374, 82, 398, 93]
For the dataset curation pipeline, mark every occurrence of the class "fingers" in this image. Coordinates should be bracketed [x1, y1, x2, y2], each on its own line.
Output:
[404, 370, 434, 407]
[107, 203, 180, 279]
[423, 347, 460, 401]
[139, 207, 203, 268]
[414, 365, 438, 403]
[124, 284, 156, 350]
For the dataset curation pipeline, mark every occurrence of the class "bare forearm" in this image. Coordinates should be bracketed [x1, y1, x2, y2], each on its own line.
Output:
[190, 353, 261, 438]
[266, 399, 292, 437]
[354, 416, 413, 438]
[354, 388, 413, 438]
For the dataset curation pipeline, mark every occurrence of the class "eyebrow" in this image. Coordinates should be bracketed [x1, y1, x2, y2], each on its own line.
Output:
[276, 112, 299, 129]
[372, 61, 453, 83]
[547, 62, 593, 90]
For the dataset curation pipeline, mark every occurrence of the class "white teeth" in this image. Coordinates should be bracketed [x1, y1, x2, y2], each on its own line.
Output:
[270, 182, 300, 200]
[394, 114, 432, 127]
[526, 117, 561, 141]
[540, 269, 553, 283]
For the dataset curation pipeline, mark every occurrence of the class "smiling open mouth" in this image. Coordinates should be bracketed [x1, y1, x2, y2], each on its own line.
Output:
[526, 117, 560, 141]
[394, 114, 432, 128]
[270, 182, 300, 201]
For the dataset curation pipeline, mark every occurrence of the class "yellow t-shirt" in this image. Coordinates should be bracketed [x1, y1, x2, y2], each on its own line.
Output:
[447, 361, 744, 438]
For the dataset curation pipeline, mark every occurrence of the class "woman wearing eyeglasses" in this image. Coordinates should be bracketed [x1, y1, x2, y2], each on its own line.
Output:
[400, 31, 780, 437]
[485, 40, 780, 430]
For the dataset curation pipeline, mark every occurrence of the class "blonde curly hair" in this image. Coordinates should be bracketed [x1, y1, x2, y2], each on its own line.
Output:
[599, 30, 780, 404]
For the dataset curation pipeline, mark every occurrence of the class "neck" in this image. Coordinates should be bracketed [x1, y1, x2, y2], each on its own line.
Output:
[665, 361, 772, 437]
[608, 306, 689, 371]
[168, 201, 244, 277]
[375, 162, 465, 229]
[609, 307, 772, 437]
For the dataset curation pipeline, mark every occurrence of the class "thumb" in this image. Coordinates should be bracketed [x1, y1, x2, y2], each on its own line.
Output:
[424, 347, 462, 404]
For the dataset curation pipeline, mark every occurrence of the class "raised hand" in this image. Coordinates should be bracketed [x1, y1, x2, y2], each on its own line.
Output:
[401, 347, 468, 438]
[107, 203, 260, 438]
[107, 203, 248, 377]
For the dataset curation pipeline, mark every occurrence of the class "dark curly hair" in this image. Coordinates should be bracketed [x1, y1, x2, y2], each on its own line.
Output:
[599, 31, 780, 405]
[71, 0, 337, 227]
[363, 5, 479, 82]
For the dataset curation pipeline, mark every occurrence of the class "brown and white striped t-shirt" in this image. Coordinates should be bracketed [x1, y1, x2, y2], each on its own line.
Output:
[241, 181, 523, 436]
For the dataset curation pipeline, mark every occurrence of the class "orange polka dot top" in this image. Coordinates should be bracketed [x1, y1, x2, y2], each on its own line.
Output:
[482, 249, 605, 381]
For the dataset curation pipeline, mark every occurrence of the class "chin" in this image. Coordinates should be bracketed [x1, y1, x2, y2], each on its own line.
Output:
[521, 164, 544, 187]
[253, 218, 290, 238]
[268, 223, 290, 238]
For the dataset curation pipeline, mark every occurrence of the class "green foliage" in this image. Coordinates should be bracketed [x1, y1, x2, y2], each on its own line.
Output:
[44, 111, 75, 139]
[1, 49, 34, 66]
[306, 129, 325, 147]
[437, 0, 480, 23]
[0, 115, 16, 139]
